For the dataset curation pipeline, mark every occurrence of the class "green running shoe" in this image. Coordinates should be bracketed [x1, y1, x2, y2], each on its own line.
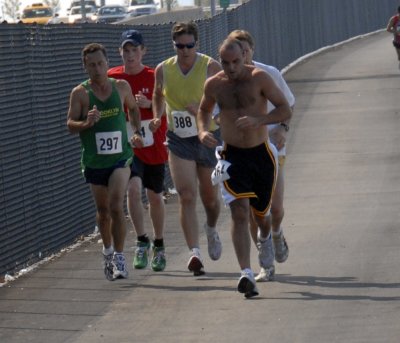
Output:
[133, 240, 150, 269]
[151, 246, 166, 272]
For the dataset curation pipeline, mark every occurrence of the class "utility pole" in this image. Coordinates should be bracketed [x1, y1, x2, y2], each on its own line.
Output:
[80, 0, 86, 20]
[210, 0, 216, 16]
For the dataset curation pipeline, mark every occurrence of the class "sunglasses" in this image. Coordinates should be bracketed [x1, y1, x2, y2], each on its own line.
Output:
[174, 42, 196, 49]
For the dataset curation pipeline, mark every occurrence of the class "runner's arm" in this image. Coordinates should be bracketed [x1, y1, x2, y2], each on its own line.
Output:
[197, 78, 219, 147]
[67, 86, 97, 134]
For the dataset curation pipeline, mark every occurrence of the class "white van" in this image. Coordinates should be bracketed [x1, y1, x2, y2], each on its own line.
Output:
[128, 0, 158, 17]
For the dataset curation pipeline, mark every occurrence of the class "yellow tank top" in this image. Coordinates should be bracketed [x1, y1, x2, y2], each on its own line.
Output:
[162, 53, 217, 132]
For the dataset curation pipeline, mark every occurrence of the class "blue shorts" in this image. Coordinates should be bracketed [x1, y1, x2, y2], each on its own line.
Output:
[84, 159, 130, 186]
[130, 155, 165, 194]
[166, 129, 221, 168]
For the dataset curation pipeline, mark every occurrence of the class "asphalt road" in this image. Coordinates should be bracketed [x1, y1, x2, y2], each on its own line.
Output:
[1, 30, 399, 343]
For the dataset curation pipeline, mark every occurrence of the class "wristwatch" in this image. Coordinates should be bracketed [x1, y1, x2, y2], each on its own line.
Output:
[280, 122, 290, 132]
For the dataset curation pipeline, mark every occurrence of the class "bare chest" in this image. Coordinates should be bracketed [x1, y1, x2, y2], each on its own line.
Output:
[217, 81, 258, 110]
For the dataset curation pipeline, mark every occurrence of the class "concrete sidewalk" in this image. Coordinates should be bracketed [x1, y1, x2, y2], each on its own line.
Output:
[1, 31, 400, 343]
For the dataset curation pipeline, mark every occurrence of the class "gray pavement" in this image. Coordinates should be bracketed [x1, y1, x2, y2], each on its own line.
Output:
[1, 31, 400, 343]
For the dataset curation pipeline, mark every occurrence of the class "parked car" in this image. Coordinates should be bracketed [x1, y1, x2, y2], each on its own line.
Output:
[128, 0, 158, 17]
[20, 3, 53, 24]
[68, 5, 97, 24]
[68, 0, 98, 14]
[47, 12, 69, 24]
[93, 5, 128, 24]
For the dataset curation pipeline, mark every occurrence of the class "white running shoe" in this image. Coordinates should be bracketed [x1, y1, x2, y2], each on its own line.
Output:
[187, 248, 205, 276]
[112, 253, 128, 279]
[255, 266, 275, 282]
[257, 231, 275, 269]
[102, 253, 114, 281]
[237, 270, 259, 298]
[204, 224, 222, 261]
[273, 230, 289, 263]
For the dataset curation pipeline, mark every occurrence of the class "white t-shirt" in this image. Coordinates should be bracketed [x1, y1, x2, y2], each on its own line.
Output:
[254, 61, 295, 155]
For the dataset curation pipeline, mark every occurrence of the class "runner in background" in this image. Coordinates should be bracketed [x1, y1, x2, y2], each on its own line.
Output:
[386, 5, 400, 69]
[108, 30, 168, 272]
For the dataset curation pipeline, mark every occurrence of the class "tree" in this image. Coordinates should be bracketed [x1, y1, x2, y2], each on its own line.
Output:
[43, 0, 60, 9]
[2, 0, 21, 21]
[165, 0, 178, 11]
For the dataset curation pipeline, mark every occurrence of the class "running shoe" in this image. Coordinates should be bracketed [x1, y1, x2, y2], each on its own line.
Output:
[204, 224, 222, 261]
[187, 248, 205, 276]
[257, 231, 275, 269]
[255, 266, 275, 282]
[133, 240, 150, 269]
[112, 253, 128, 279]
[237, 270, 259, 298]
[151, 246, 166, 272]
[103, 253, 114, 281]
[273, 230, 289, 263]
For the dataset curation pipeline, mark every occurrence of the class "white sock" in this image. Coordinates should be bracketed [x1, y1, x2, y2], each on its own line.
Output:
[204, 223, 216, 236]
[241, 268, 254, 277]
[102, 246, 114, 256]
[272, 228, 282, 237]
[258, 232, 271, 242]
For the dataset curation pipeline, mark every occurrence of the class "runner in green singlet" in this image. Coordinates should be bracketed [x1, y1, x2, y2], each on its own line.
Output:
[67, 43, 143, 281]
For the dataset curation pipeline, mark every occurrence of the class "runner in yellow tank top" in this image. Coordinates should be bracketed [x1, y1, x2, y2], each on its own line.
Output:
[150, 22, 222, 276]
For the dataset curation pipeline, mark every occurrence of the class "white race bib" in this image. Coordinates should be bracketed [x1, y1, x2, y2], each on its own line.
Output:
[126, 119, 154, 147]
[211, 159, 231, 186]
[172, 111, 198, 138]
[95, 131, 122, 155]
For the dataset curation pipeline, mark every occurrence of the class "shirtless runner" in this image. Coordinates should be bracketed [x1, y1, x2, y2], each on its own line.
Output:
[197, 38, 292, 298]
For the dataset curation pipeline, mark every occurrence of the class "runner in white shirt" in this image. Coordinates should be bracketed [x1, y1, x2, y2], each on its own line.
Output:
[227, 30, 295, 282]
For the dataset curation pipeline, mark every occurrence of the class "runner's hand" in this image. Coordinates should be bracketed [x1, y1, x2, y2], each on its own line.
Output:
[130, 133, 144, 148]
[235, 115, 259, 129]
[149, 118, 161, 132]
[87, 105, 100, 126]
[199, 130, 218, 148]
[269, 126, 286, 151]
[135, 91, 151, 109]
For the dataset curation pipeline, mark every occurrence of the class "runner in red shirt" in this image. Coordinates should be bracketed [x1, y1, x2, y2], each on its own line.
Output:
[108, 30, 168, 272]
[386, 6, 400, 69]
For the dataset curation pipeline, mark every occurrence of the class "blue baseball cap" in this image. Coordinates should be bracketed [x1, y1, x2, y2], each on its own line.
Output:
[120, 29, 144, 47]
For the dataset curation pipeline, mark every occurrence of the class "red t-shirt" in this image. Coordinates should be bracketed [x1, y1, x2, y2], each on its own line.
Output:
[108, 65, 168, 165]
[391, 14, 400, 43]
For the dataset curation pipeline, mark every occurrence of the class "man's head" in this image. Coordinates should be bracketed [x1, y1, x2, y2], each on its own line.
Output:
[82, 43, 108, 65]
[171, 21, 199, 42]
[119, 30, 146, 71]
[82, 43, 109, 80]
[120, 29, 144, 48]
[171, 22, 199, 58]
[227, 30, 255, 65]
[219, 38, 246, 80]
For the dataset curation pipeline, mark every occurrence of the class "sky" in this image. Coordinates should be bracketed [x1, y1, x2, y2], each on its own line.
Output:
[0, 0, 195, 18]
